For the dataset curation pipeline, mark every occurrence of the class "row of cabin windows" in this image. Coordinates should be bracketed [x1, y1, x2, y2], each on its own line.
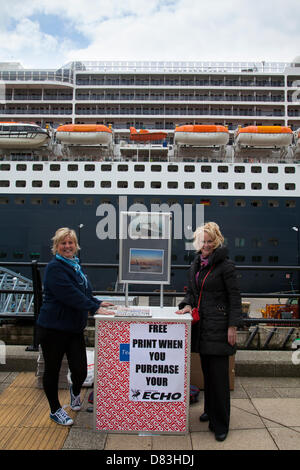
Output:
[0, 251, 280, 264]
[0, 197, 296, 208]
[0, 180, 296, 190]
[0, 163, 297, 173]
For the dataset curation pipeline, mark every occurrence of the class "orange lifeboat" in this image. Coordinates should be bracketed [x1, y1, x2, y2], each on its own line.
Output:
[234, 125, 292, 148]
[130, 127, 167, 142]
[56, 124, 113, 145]
[174, 124, 229, 146]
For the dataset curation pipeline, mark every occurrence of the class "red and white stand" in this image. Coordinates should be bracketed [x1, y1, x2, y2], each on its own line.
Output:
[93, 307, 191, 435]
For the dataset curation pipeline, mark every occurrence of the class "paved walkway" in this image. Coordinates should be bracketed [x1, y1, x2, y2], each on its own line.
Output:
[1, 371, 300, 450]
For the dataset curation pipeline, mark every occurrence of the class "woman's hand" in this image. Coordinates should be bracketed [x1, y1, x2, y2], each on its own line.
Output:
[175, 305, 192, 315]
[100, 301, 115, 308]
[228, 326, 237, 346]
[96, 306, 115, 315]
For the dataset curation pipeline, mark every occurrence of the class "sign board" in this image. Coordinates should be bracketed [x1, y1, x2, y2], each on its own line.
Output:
[119, 211, 172, 284]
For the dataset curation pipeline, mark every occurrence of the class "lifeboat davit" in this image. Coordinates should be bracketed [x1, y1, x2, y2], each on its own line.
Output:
[174, 125, 229, 146]
[0, 122, 49, 149]
[56, 124, 113, 145]
[130, 127, 167, 142]
[234, 126, 293, 148]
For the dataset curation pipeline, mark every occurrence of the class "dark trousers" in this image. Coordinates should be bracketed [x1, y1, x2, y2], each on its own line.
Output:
[38, 326, 87, 413]
[200, 354, 230, 435]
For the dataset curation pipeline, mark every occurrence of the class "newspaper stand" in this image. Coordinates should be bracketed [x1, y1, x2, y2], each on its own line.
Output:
[93, 307, 191, 435]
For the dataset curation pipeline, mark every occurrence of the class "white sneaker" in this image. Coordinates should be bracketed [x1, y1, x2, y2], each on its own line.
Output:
[70, 385, 82, 411]
[50, 407, 73, 426]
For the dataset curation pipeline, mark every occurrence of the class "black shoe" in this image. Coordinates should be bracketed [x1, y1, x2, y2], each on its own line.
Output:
[199, 412, 209, 422]
[215, 432, 227, 442]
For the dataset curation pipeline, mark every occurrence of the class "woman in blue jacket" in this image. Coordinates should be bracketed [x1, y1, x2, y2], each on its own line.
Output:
[37, 227, 114, 426]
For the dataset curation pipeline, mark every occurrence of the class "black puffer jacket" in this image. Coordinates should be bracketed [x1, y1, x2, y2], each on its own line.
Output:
[178, 246, 242, 355]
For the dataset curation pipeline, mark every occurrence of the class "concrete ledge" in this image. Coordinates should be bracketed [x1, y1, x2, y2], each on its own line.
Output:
[1, 346, 300, 377]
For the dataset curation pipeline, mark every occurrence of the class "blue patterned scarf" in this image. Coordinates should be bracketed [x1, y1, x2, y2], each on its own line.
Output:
[55, 254, 88, 287]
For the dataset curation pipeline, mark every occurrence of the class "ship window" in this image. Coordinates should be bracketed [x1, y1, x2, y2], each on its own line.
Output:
[251, 183, 262, 190]
[30, 252, 40, 260]
[0, 164, 10, 171]
[16, 164, 26, 171]
[235, 182, 245, 189]
[234, 166, 245, 173]
[168, 165, 178, 172]
[33, 164, 43, 171]
[235, 238, 245, 248]
[14, 197, 25, 205]
[67, 198, 76, 205]
[268, 199, 279, 207]
[84, 198, 93, 205]
[184, 182, 195, 189]
[32, 180, 42, 187]
[268, 238, 279, 246]
[50, 181, 60, 187]
[50, 164, 61, 171]
[101, 181, 111, 188]
[13, 251, 24, 259]
[134, 164, 145, 171]
[151, 181, 161, 188]
[286, 200, 296, 208]
[201, 165, 211, 172]
[218, 182, 228, 189]
[201, 182, 211, 189]
[0, 180, 9, 187]
[235, 255, 245, 262]
[252, 256, 262, 262]
[251, 200, 262, 207]
[31, 198, 42, 205]
[85, 164, 95, 171]
[235, 199, 246, 207]
[101, 164, 112, 171]
[251, 166, 262, 173]
[219, 200, 228, 206]
[67, 181, 78, 188]
[118, 164, 128, 171]
[117, 181, 128, 188]
[168, 181, 178, 189]
[134, 181, 145, 188]
[252, 238, 262, 247]
[84, 181, 95, 188]
[268, 183, 279, 190]
[269, 256, 279, 263]
[184, 165, 195, 172]
[218, 166, 228, 172]
[268, 166, 278, 173]
[49, 198, 60, 205]
[285, 167, 295, 173]
[0, 251, 7, 258]
[0, 197, 9, 204]
[16, 181, 26, 187]
[285, 183, 295, 190]
[68, 164, 78, 171]
[151, 165, 162, 172]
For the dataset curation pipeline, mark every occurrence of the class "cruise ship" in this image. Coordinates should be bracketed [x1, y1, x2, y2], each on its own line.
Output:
[0, 58, 300, 294]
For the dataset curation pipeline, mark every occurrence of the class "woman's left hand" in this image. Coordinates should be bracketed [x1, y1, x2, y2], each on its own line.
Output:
[228, 326, 237, 346]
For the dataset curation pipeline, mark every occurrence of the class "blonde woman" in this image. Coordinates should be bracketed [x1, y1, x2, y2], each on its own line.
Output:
[37, 227, 114, 426]
[176, 222, 241, 441]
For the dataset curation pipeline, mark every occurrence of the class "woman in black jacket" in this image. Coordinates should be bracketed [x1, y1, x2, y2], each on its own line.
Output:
[37, 227, 115, 426]
[176, 222, 241, 441]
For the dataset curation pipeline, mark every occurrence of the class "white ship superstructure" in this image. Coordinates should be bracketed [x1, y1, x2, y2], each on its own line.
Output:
[0, 58, 299, 293]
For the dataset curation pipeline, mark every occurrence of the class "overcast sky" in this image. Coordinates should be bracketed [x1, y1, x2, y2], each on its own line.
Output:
[1, 0, 300, 69]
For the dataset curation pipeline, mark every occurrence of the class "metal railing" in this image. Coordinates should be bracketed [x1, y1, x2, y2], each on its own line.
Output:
[0, 261, 299, 351]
